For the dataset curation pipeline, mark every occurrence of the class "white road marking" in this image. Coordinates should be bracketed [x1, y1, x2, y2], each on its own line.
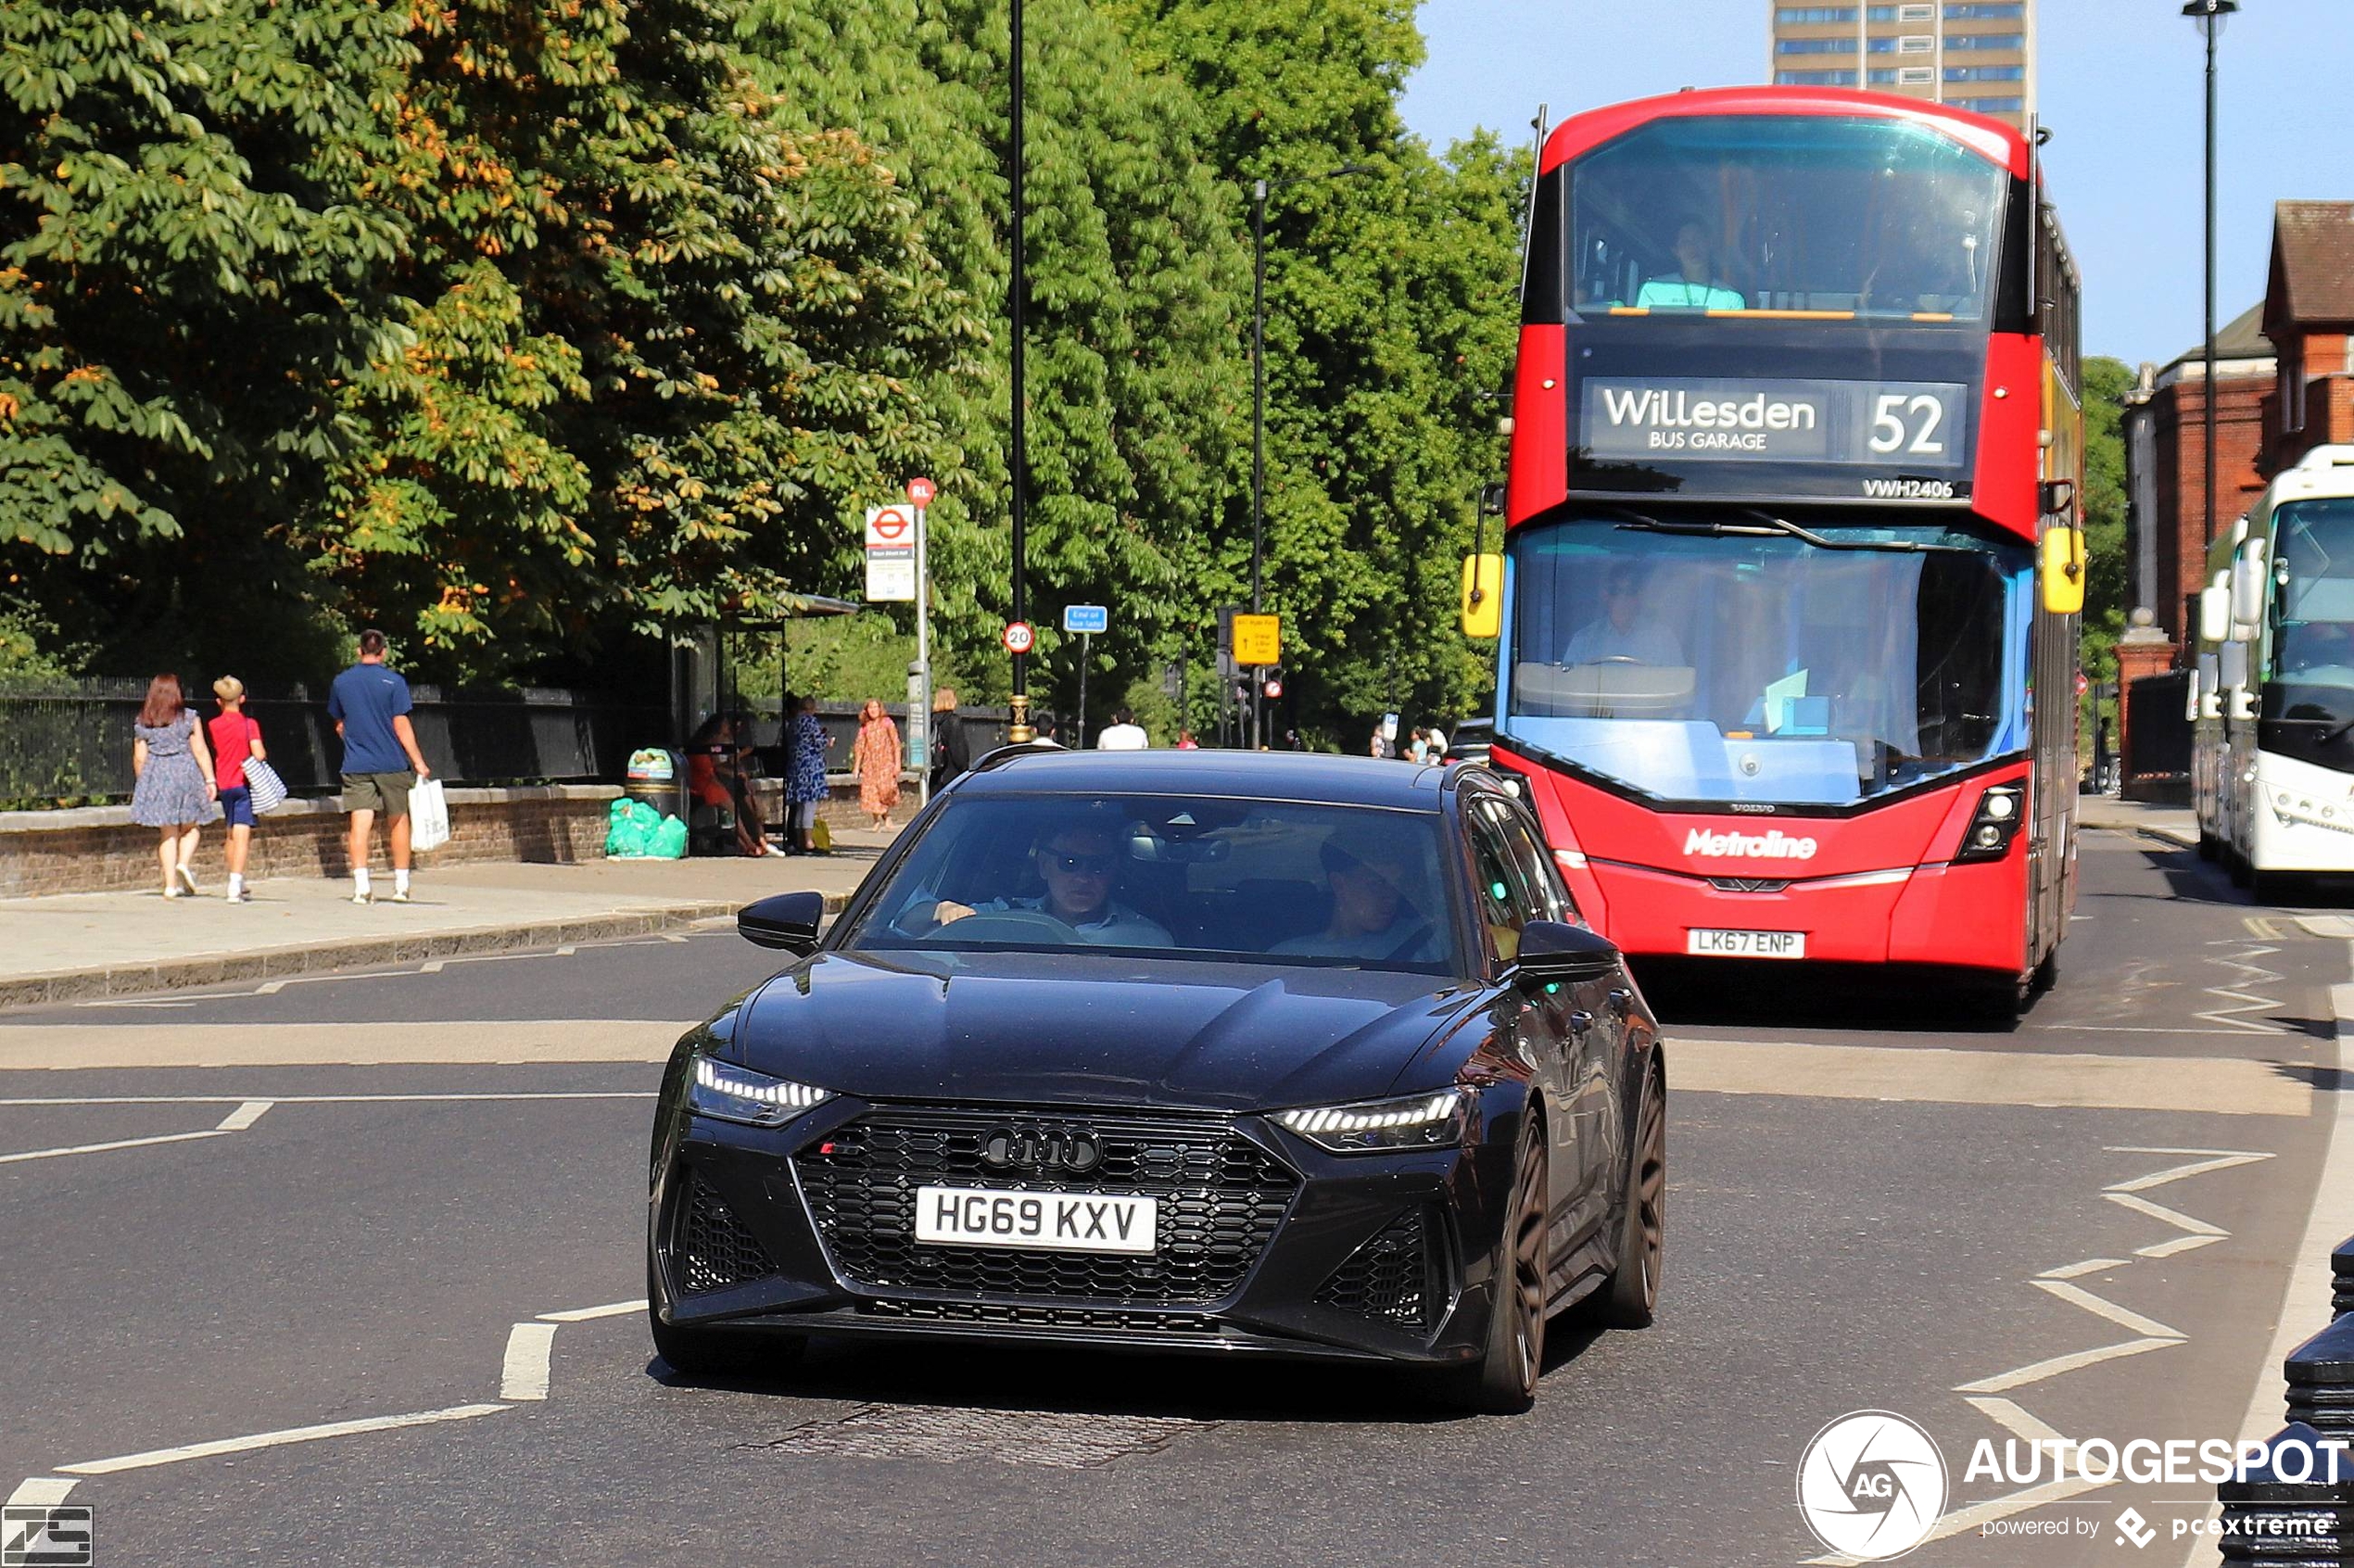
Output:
[0, 1092, 652, 1107]
[1961, 1396, 2070, 1448]
[2037, 1258, 2129, 1280]
[2195, 941, 2289, 1034]
[0, 1128, 231, 1166]
[2178, 977, 2354, 1568]
[2029, 1278, 2185, 1340]
[214, 1100, 272, 1132]
[538, 1299, 648, 1323]
[1953, 1335, 2184, 1395]
[2103, 1190, 2226, 1234]
[2135, 1233, 2226, 1259]
[2103, 1150, 2272, 1194]
[501, 1322, 558, 1401]
[59, 1403, 511, 1474]
[6, 1477, 76, 1507]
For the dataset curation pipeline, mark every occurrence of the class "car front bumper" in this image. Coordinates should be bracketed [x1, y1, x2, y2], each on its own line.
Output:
[649, 1095, 1519, 1366]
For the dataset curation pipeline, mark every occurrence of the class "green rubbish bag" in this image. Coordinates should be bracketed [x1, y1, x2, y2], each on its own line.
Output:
[649, 815, 688, 859]
[606, 797, 659, 857]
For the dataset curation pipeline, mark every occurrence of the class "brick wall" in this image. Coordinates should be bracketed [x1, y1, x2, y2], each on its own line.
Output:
[2149, 371, 2272, 645]
[0, 785, 618, 899]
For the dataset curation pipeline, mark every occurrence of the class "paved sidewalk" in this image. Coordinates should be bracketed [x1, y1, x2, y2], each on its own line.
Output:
[2076, 793, 2198, 847]
[0, 831, 896, 1010]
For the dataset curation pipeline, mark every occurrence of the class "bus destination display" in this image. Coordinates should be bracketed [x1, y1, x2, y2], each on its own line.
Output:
[1580, 376, 1968, 471]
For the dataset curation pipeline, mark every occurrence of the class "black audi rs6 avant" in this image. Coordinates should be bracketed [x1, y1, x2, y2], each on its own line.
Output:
[646, 749, 1664, 1412]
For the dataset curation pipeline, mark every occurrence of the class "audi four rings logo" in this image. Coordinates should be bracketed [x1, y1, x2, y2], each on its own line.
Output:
[980, 1128, 1105, 1174]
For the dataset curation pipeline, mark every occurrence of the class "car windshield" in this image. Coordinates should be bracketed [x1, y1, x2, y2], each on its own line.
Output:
[1570, 115, 2009, 322]
[1503, 515, 2029, 804]
[840, 795, 1460, 975]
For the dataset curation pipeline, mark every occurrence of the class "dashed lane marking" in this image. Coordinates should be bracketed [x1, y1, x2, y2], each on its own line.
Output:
[5, 1478, 76, 1508]
[57, 1404, 512, 1475]
[215, 1099, 272, 1132]
[0, 1020, 695, 1069]
[500, 1323, 557, 1402]
[538, 1299, 646, 1323]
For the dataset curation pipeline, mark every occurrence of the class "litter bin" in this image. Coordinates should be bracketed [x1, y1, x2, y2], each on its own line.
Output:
[622, 747, 688, 822]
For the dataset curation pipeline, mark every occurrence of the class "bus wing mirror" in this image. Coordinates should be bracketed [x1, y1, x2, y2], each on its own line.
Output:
[2198, 584, 2231, 645]
[2040, 526, 2085, 615]
[1462, 553, 1503, 639]
[2230, 551, 2265, 637]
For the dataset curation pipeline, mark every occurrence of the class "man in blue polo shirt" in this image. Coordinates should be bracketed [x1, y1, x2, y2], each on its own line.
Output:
[327, 629, 434, 904]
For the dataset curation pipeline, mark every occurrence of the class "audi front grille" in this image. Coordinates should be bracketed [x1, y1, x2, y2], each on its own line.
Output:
[793, 1108, 1298, 1307]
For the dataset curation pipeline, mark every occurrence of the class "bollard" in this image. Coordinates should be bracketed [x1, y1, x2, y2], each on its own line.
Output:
[2335, 1233, 2353, 1319]
[2288, 1315, 2354, 1438]
[2214, 1423, 2354, 1565]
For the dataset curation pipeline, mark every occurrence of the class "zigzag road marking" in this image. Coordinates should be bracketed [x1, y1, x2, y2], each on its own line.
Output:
[2196, 941, 2293, 1035]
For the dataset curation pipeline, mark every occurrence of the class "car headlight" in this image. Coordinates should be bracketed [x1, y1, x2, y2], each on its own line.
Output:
[1274, 1089, 1471, 1154]
[688, 1055, 831, 1128]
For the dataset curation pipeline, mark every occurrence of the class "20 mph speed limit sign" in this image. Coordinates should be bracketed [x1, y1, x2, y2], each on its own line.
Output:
[1002, 620, 1035, 655]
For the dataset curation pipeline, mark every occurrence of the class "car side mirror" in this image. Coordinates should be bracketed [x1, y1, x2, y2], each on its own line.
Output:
[1513, 919, 1621, 983]
[739, 891, 825, 955]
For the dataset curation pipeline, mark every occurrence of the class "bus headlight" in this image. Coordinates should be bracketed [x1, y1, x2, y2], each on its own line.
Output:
[1955, 785, 2025, 864]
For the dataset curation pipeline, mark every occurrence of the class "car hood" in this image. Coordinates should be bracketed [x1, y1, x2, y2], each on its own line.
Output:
[726, 950, 1483, 1112]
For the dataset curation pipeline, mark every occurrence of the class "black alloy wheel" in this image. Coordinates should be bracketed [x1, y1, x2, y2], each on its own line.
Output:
[1440, 1112, 1549, 1414]
[1592, 1062, 1664, 1329]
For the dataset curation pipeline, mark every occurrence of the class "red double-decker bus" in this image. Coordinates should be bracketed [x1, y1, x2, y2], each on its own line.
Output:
[1470, 87, 2085, 1014]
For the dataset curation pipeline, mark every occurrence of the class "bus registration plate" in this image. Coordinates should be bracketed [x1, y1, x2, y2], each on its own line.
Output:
[1687, 929, 1806, 960]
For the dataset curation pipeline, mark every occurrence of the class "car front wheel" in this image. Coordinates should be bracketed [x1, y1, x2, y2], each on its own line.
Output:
[1436, 1111, 1549, 1415]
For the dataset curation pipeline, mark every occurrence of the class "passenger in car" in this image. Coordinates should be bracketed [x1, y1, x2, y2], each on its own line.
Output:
[920, 811, 1174, 946]
[1272, 824, 1442, 964]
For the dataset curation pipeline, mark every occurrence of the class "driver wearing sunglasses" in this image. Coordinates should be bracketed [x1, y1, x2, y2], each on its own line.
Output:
[923, 814, 1172, 946]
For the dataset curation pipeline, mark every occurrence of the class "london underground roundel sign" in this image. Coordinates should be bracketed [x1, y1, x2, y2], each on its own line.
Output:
[1002, 620, 1035, 655]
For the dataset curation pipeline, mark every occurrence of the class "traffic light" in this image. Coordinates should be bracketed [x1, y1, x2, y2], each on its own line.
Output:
[1261, 665, 1284, 701]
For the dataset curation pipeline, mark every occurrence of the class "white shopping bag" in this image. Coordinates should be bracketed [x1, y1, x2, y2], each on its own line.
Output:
[410, 778, 450, 853]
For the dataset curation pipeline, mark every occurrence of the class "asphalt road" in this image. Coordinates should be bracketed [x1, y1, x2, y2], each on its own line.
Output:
[2, 828, 2346, 1568]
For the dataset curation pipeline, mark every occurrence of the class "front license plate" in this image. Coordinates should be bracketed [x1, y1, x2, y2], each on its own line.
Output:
[1686, 928, 1807, 959]
[914, 1186, 1158, 1256]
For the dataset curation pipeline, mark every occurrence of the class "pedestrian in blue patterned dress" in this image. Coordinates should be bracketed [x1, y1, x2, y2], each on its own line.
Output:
[129, 674, 220, 899]
[784, 694, 832, 854]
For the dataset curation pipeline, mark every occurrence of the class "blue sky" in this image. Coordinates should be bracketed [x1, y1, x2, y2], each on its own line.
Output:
[1400, 1, 2354, 365]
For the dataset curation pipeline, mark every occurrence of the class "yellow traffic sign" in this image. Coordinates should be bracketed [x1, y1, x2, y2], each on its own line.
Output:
[1232, 613, 1281, 667]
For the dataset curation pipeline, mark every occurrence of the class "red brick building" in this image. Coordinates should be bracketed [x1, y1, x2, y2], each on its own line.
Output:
[2119, 200, 2354, 791]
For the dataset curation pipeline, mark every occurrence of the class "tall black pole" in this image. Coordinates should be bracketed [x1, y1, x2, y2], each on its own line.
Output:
[1007, 0, 1031, 741]
[2201, 12, 2218, 558]
[1250, 179, 1267, 752]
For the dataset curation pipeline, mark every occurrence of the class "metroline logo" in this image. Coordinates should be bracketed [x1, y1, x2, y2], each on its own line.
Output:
[1685, 828, 1820, 861]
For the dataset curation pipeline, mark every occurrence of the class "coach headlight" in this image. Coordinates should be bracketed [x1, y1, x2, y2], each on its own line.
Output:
[689, 1055, 831, 1128]
[1275, 1089, 1472, 1154]
[1954, 784, 2026, 864]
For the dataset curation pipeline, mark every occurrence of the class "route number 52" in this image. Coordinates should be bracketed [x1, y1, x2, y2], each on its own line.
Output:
[1868, 393, 1946, 456]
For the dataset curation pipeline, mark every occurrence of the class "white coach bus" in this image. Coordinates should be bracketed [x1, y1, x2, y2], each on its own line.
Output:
[2195, 445, 2354, 895]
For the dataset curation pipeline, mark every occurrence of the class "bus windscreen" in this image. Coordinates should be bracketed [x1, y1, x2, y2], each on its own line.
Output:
[1571, 115, 2009, 324]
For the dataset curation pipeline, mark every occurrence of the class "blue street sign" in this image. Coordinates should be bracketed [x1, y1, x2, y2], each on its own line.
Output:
[1062, 604, 1108, 635]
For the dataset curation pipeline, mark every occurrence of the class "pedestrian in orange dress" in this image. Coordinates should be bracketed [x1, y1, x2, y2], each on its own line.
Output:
[853, 699, 902, 830]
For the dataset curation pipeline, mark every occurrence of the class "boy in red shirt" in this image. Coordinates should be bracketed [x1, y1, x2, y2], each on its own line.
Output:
[209, 677, 269, 902]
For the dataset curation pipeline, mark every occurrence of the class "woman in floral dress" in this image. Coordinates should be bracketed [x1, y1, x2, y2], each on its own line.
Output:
[784, 694, 832, 854]
[130, 673, 220, 898]
[852, 699, 902, 830]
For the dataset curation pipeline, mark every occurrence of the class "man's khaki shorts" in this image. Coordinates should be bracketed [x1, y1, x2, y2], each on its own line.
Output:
[341, 770, 415, 816]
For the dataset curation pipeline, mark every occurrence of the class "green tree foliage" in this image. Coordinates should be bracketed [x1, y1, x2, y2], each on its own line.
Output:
[1102, 0, 1525, 740]
[2080, 354, 2133, 681]
[736, 0, 1251, 719]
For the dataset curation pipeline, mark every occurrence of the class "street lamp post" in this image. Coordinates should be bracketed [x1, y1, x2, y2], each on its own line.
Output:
[1248, 162, 1371, 750]
[2183, 0, 2236, 558]
[1006, 0, 1032, 743]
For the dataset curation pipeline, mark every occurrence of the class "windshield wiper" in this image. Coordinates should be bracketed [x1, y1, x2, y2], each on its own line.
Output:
[1604, 504, 1938, 553]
